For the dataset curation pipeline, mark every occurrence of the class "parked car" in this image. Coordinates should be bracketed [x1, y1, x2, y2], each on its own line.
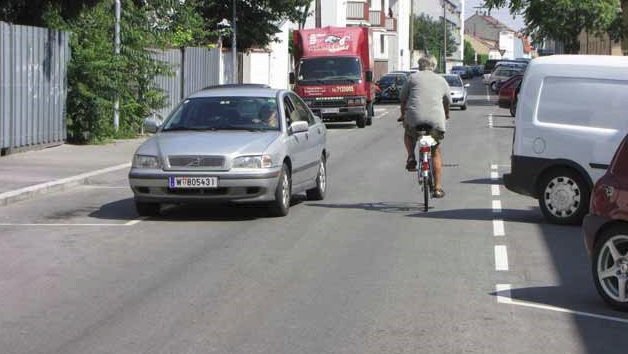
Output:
[129, 85, 329, 217]
[442, 74, 469, 110]
[375, 73, 408, 103]
[483, 59, 526, 84]
[497, 74, 523, 113]
[503, 55, 628, 225]
[451, 66, 470, 79]
[488, 66, 525, 92]
[584, 134, 628, 311]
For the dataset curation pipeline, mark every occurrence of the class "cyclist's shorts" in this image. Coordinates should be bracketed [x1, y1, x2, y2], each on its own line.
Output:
[403, 121, 445, 145]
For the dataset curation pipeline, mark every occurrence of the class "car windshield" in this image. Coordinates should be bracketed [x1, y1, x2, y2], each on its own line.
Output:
[161, 96, 281, 132]
[379, 75, 405, 85]
[452, 66, 464, 71]
[298, 57, 361, 83]
[443, 75, 463, 87]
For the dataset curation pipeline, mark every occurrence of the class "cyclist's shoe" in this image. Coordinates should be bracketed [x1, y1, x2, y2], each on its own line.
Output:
[432, 188, 445, 198]
[406, 158, 417, 171]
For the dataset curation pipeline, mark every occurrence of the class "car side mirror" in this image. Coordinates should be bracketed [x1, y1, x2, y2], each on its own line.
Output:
[289, 120, 309, 134]
[143, 115, 162, 134]
[365, 71, 373, 82]
[464, 83, 470, 88]
[289, 72, 295, 85]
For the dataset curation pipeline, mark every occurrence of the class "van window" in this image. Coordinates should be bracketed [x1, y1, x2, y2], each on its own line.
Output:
[537, 77, 628, 129]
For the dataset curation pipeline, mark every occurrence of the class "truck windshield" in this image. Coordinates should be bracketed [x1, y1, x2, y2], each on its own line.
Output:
[298, 57, 361, 83]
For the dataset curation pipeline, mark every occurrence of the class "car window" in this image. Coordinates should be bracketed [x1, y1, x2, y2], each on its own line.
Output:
[283, 96, 296, 126]
[537, 77, 628, 129]
[443, 75, 462, 87]
[288, 93, 315, 126]
[161, 97, 280, 131]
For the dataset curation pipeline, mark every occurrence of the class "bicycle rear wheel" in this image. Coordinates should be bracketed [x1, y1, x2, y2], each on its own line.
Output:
[423, 175, 430, 212]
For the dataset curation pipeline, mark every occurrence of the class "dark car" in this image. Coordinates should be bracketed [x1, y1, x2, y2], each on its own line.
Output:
[584, 134, 628, 311]
[375, 73, 408, 103]
[497, 74, 523, 115]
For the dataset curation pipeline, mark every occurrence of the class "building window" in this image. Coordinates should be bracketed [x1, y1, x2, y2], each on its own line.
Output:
[380, 35, 385, 54]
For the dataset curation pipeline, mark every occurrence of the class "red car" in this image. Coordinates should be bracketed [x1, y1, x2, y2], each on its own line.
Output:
[497, 74, 523, 116]
[584, 134, 628, 311]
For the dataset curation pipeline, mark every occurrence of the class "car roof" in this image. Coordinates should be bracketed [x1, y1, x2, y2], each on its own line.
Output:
[189, 84, 281, 98]
[532, 54, 628, 67]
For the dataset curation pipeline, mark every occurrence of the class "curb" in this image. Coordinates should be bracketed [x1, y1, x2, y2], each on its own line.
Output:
[0, 163, 131, 206]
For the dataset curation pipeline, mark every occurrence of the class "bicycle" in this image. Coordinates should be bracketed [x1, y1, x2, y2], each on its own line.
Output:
[415, 124, 438, 212]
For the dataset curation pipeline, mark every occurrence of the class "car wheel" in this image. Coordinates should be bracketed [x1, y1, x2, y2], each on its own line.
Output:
[538, 168, 590, 225]
[490, 81, 498, 92]
[509, 101, 516, 117]
[461, 103, 467, 110]
[592, 225, 628, 311]
[306, 156, 327, 201]
[270, 163, 291, 217]
[135, 200, 160, 217]
[356, 114, 366, 128]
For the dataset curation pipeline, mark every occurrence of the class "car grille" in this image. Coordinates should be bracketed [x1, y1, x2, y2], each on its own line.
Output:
[310, 98, 346, 108]
[168, 155, 225, 169]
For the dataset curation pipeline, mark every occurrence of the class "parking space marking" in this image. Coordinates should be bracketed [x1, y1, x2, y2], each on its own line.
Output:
[493, 219, 505, 236]
[495, 284, 513, 304]
[490, 171, 499, 180]
[495, 245, 509, 271]
[124, 217, 146, 226]
[491, 185, 501, 196]
[0, 223, 129, 227]
[492, 200, 502, 213]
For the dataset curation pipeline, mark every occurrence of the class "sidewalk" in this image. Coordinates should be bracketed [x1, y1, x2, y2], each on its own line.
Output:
[0, 139, 145, 205]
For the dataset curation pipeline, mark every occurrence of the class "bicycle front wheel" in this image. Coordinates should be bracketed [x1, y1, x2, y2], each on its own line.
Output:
[423, 175, 430, 212]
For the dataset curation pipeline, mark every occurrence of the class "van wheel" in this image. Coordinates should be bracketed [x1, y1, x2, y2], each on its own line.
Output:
[538, 168, 590, 225]
[356, 114, 366, 128]
[269, 163, 291, 217]
[592, 225, 628, 311]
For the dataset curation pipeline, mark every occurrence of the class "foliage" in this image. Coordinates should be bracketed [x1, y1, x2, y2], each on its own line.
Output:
[477, 54, 489, 64]
[412, 14, 458, 58]
[482, 0, 622, 53]
[139, 0, 214, 47]
[463, 40, 476, 65]
[44, 1, 168, 143]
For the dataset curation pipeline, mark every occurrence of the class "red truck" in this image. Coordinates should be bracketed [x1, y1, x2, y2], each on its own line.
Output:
[290, 26, 375, 128]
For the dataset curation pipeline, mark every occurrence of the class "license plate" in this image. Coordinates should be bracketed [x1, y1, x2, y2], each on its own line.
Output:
[321, 108, 340, 114]
[168, 176, 218, 188]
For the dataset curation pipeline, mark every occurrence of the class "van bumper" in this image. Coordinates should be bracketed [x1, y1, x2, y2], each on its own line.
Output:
[503, 155, 544, 198]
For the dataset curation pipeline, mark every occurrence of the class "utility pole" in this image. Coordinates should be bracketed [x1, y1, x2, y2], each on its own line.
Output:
[114, 0, 121, 131]
[232, 0, 238, 84]
[315, 0, 321, 27]
[443, 1, 447, 73]
[409, 0, 414, 66]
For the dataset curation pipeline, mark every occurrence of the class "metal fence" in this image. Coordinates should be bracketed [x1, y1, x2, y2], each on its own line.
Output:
[0, 21, 70, 153]
[152, 47, 223, 120]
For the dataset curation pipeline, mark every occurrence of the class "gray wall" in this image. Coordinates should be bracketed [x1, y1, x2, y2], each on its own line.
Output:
[0, 21, 70, 153]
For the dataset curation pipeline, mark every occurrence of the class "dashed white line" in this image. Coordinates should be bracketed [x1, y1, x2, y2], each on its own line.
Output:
[491, 184, 501, 196]
[488, 114, 494, 128]
[490, 171, 499, 180]
[0, 223, 128, 227]
[495, 245, 509, 271]
[492, 200, 502, 213]
[493, 219, 505, 236]
[490, 164, 498, 170]
[124, 217, 146, 226]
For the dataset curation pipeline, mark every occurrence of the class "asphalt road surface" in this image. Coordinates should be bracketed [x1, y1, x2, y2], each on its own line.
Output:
[1, 78, 627, 354]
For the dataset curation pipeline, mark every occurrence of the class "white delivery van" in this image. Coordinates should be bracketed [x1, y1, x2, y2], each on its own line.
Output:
[503, 55, 628, 225]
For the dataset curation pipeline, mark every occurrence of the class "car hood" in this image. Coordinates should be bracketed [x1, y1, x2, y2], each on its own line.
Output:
[137, 130, 280, 157]
[449, 87, 465, 95]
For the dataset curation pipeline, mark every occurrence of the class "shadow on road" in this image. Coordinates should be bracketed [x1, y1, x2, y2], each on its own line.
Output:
[460, 178, 502, 185]
[307, 201, 424, 214]
[88, 198, 138, 221]
[466, 98, 496, 107]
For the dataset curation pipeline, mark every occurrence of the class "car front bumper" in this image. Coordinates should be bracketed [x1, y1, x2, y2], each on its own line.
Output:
[129, 167, 281, 204]
[310, 106, 366, 121]
[450, 95, 466, 106]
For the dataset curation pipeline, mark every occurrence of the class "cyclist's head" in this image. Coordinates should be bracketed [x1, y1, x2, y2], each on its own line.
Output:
[418, 55, 437, 72]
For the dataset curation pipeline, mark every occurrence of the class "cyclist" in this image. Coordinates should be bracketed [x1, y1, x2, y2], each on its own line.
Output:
[399, 55, 451, 198]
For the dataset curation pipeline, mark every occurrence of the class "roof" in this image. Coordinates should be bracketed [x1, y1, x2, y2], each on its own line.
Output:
[532, 55, 628, 67]
[464, 34, 498, 54]
[189, 84, 281, 99]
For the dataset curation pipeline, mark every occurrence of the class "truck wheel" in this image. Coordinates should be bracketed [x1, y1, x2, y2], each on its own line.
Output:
[356, 114, 366, 128]
[366, 102, 373, 126]
[537, 167, 590, 225]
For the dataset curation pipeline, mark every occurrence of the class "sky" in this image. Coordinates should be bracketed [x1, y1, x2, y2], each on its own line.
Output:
[464, 0, 526, 32]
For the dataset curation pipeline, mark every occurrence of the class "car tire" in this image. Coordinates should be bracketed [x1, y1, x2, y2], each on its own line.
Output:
[269, 163, 291, 217]
[509, 101, 516, 117]
[135, 200, 160, 217]
[461, 103, 467, 110]
[591, 225, 628, 311]
[356, 114, 366, 128]
[306, 156, 327, 201]
[490, 81, 498, 92]
[537, 168, 590, 225]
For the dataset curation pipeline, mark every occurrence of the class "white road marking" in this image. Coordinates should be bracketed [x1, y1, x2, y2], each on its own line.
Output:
[495, 284, 513, 304]
[492, 200, 502, 213]
[491, 184, 501, 196]
[495, 245, 509, 271]
[488, 114, 493, 128]
[493, 219, 505, 236]
[491, 164, 498, 170]
[124, 217, 146, 226]
[83, 185, 130, 189]
[0, 223, 128, 227]
[490, 171, 499, 180]
[486, 85, 491, 102]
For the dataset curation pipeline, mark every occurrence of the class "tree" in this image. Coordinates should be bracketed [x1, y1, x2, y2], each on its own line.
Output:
[482, 0, 622, 53]
[463, 40, 476, 65]
[198, 0, 311, 50]
[412, 14, 457, 71]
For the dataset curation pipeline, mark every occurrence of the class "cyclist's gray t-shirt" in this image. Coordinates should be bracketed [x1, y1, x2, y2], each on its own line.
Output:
[400, 70, 451, 132]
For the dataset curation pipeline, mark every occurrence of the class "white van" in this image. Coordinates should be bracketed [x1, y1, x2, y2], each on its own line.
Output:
[503, 55, 628, 225]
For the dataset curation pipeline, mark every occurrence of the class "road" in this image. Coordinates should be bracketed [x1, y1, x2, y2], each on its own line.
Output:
[1, 78, 627, 354]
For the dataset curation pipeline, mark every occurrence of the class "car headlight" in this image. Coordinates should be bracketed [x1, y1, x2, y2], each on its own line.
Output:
[232, 155, 273, 169]
[133, 154, 161, 169]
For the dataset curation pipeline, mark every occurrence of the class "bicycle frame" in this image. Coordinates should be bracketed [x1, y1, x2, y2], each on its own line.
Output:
[416, 133, 437, 211]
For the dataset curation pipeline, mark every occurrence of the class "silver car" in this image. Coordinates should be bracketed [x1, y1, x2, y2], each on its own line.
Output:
[442, 74, 469, 110]
[129, 85, 328, 217]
